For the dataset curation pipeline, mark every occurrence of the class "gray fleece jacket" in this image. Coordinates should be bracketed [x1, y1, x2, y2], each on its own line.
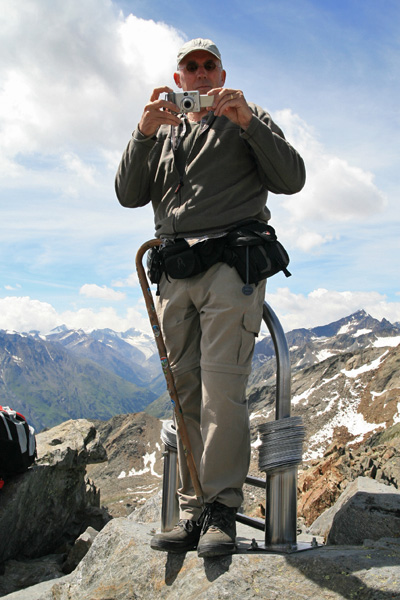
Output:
[115, 103, 305, 237]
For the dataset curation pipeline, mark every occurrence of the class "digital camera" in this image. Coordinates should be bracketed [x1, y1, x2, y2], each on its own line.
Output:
[166, 90, 214, 113]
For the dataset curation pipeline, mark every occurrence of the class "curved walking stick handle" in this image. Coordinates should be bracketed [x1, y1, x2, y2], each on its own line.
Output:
[135, 240, 204, 503]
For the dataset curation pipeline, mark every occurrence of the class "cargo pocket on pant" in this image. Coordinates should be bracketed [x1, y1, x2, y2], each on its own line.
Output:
[238, 311, 263, 370]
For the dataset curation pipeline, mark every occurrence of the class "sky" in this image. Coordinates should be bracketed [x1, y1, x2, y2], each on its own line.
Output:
[0, 0, 399, 335]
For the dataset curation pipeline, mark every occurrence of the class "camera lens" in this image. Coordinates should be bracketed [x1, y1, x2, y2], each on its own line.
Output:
[182, 97, 194, 111]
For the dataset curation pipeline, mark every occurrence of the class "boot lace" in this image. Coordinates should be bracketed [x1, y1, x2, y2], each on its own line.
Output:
[199, 502, 234, 534]
[175, 519, 195, 533]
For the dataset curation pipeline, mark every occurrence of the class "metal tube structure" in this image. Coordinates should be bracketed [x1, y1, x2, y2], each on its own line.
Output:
[160, 421, 180, 532]
[261, 301, 298, 551]
[262, 302, 291, 420]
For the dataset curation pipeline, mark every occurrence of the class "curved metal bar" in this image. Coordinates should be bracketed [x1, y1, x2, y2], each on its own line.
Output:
[262, 301, 291, 420]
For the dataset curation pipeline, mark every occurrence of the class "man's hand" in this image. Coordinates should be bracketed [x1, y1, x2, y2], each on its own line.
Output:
[138, 87, 182, 137]
[208, 88, 253, 130]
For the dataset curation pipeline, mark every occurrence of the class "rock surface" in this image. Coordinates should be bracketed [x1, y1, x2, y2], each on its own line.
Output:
[298, 423, 400, 525]
[309, 477, 400, 545]
[8, 518, 399, 600]
[61, 526, 99, 574]
[37, 419, 107, 468]
[2, 416, 400, 599]
[0, 555, 65, 599]
[0, 420, 111, 596]
[86, 413, 164, 517]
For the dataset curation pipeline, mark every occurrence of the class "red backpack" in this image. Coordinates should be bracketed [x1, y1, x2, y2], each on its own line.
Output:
[0, 406, 37, 482]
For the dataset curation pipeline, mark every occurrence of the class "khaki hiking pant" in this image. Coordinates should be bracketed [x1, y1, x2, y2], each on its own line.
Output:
[156, 262, 266, 520]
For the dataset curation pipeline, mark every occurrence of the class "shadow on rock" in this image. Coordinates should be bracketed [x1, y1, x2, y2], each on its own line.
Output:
[164, 552, 186, 586]
[285, 538, 400, 600]
[202, 554, 233, 582]
[164, 551, 233, 585]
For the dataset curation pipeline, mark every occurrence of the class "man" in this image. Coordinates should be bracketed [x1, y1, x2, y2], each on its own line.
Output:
[115, 38, 305, 557]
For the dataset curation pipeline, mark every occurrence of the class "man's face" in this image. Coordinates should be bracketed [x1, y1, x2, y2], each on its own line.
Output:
[174, 50, 226, 94]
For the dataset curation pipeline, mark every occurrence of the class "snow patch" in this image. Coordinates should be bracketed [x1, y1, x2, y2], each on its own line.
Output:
[393, 403, 400, 425]
[292, 387, 313, 406]
[131, 486, 159, 495]
[123, 333, 155, 360]
[371, 390, 388, 398]
[338, 323, 352, 335]
[373, 336, 400, 348]
[353, 328, 372, 338]
[304, 396, 386, 461]
[251, 434, 262, 449]
[316, 349, 336, 362]
[44, 346, 55, 362]
[314, 392, 340, 417]
[117, 452, 162, 479]
[292, 373, 340, 404]
[341, 352, 388, 378]
[250, 408, 273, 421]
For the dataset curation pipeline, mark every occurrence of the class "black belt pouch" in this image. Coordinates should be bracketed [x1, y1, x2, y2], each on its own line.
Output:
[226, 222, 291, 284]
[162, 237, 226, 280]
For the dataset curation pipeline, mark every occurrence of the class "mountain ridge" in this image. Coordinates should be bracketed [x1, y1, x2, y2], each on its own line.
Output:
[1, 308, 399, 446]
[0, 331, 157, 431]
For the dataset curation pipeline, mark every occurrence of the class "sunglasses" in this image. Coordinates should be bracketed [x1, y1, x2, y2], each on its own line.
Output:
[180, 59, 219, 73]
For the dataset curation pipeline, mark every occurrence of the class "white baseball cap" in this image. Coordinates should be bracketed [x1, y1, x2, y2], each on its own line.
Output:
[176, 38, 222, 67]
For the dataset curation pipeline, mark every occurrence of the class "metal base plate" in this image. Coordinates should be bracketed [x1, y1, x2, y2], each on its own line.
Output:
[248, 540, 321, 554]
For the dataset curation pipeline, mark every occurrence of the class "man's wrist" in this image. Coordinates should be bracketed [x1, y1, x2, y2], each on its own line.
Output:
[238, 108, 253, 131]
[134, 125, 158, 141]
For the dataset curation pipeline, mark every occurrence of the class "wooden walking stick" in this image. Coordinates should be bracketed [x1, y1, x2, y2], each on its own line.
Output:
[135, 239, 204, 504]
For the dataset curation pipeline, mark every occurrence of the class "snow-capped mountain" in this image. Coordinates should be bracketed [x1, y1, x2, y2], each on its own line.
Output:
[44, 325, 157, 363]
[0, 329, 158, 431]
[2, 309, 399, 453]
[249, 310, 400, 461]
[254, 310, 400, 371]
[37, 325, 161, 388]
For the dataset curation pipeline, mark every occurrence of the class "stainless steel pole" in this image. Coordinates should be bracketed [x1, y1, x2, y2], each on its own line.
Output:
[262, 302, 299, 551]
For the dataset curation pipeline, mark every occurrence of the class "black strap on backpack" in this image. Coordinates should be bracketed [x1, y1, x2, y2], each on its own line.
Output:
[0, 406, 37, 480]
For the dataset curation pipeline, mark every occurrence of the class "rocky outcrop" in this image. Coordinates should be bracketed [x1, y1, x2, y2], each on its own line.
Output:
[11, 517, 399, 600]
[310, 477, 400, 545]
[61, 526, 99, 574]
[86, 413, 164, 517]
[2, 419, 400, 599]
[37, 418, 107, 468]
[0, 420, 111, 596]
[298, 423, 400, 525]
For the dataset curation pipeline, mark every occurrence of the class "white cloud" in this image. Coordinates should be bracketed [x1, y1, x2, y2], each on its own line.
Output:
[295, 230, 334, 252]
[270, 110, 387, 249]
[63, 153, 99, 187]
[0, 296, 151, 334]
[60, 305, 150, 333]
[112, 272, 139, 288]
[1, 289, 400, 337]
[4, 284, 21, 291]
[0, 1, 184, 171]
[79, 284, 126, 301]
[0, 297, 61, 333]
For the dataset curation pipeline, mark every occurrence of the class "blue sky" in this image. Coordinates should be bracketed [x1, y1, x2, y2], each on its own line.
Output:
[0, 0, 399, 334]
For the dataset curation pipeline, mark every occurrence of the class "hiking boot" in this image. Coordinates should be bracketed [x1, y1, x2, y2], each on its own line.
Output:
[150, 519, 202, 553]
[197, 501, 237, 558]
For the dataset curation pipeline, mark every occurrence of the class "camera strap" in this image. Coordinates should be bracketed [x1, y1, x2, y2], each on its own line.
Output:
[171, 113, 216, 183]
